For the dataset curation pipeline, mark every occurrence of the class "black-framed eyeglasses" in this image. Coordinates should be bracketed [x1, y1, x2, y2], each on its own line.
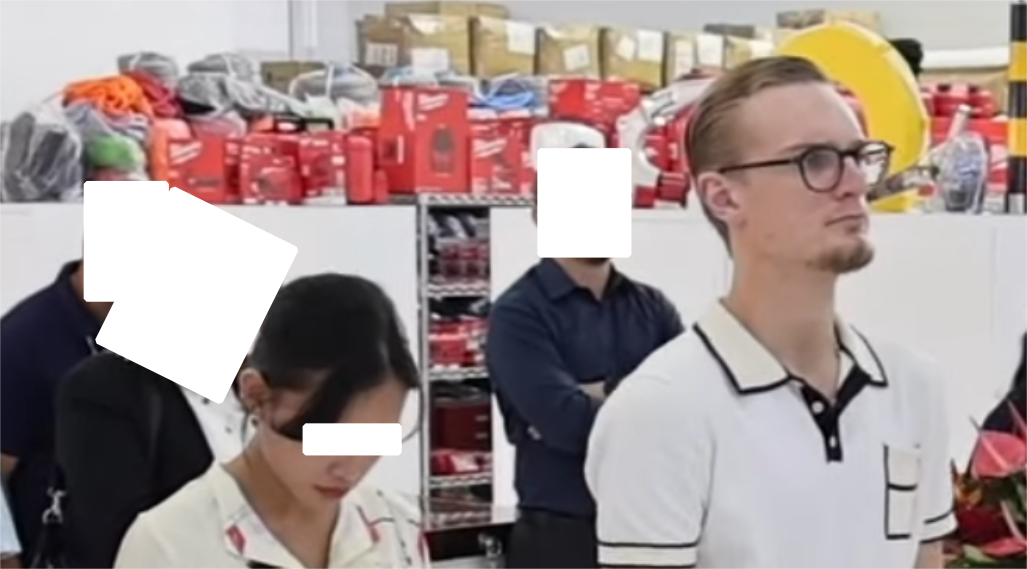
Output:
[718, 140, 895, 193]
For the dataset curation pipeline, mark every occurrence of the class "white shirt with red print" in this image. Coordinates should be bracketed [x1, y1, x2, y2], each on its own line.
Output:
[115, 465, 429, 568]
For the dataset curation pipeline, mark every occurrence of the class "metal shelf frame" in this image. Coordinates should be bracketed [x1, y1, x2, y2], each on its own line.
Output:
[411, 193, 532, 517]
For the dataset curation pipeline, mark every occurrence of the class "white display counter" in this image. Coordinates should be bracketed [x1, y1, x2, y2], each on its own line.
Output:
[489, 209, 1027, 508]
[0, 203, 423, 495]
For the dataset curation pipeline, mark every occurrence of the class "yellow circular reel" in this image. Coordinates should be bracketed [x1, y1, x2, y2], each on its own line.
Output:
[775, 23, 929, 211]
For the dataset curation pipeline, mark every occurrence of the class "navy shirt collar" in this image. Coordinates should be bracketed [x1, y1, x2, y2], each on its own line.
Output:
[52, 260, 102, 342]
[536, 259, 625, 301]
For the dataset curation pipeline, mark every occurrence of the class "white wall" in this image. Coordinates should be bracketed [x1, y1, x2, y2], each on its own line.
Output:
[343, 0, 1011, 54]
[306, 1, 357, 63]
[0, 0, 296, 119]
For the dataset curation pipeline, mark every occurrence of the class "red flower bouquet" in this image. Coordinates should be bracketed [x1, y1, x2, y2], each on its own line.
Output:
[946, 406, 1027, 567]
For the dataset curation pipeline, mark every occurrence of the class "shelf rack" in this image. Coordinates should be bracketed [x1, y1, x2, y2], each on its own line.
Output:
[407, 193, 533, 526]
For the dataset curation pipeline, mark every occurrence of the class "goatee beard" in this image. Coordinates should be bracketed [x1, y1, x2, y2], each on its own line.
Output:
[814, 243, 875, 274]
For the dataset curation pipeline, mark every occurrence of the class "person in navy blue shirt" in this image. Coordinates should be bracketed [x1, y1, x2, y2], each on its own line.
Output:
[487, 256, 684, 568]
[0, 260, 111, 559]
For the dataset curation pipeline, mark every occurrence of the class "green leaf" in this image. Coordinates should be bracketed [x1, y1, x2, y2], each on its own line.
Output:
[963, 545, 995, 565]
[1014, 476, 1027, 515]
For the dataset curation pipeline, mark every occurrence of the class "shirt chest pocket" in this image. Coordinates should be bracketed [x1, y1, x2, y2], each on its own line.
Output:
[883, 445, 922, 540]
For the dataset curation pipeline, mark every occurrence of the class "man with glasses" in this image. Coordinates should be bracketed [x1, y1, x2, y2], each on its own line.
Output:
[586, 56, 955, 568]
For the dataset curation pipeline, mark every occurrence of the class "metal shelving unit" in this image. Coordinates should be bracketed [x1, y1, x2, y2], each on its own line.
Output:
[429, 366, 488, 382]
[407, 193, 532, 527]
[427, 281, 491, 299]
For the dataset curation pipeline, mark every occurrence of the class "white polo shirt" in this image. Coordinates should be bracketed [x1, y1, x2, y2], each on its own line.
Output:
[115, 465, 429, 568]
[586, 302, 956, 568]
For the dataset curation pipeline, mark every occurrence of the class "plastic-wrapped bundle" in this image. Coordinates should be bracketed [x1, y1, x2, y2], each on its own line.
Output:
[379, 66, 441, 87]
[436, 71, 481, 95]
[288, 64, 380, 106]
[379, 67, 482, 94]
[478, 74, 547, 111]
[498, 75, 548, 107]
[187, 112, 248, 137]
[64, 101, 150, 182]
[186, 53, 260, 83]
[0, 100, 84, 203]
[177, 73, 311, 119]
[84, 134, 147, 177]
[64, 100, 149, 146]
[117, 52, 179, 87]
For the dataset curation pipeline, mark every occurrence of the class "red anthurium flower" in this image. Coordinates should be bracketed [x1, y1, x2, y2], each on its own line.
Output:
[971, 430, 1027, 479]
[956, 505, 1009, 545]
[979, 536, 1027, 558]
[977, 501, 1027, 554]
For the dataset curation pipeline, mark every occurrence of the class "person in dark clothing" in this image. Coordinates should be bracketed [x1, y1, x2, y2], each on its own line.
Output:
[983, 333, 1026, 434]
[0, 260, 111, 559]
[55, 354, 248, 568]
[487, 256, 684, 569]
[890, 38, 925, 79]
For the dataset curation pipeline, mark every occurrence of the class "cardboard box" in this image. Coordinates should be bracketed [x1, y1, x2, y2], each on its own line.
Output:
[695, 33, 727, 71]
[261, 61, 326, 94]
[664, 32, 699, 82]
[357, 14, 472, 75]
[537, 24, 602, 77]
[723, 37, 775, 69]
[600, 28, 665, 91]
[471, 17, 537, 78]
[776, 9, 882, 32]
[384, 1, 508, 20]
[703, 23, 759, 39]
[770, 27, 800, 47]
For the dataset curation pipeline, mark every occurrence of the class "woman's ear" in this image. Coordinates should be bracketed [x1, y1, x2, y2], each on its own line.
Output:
[237, 368, 271, 418]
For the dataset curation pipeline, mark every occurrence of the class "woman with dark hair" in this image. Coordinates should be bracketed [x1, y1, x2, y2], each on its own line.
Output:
[114, 274, 425, 569]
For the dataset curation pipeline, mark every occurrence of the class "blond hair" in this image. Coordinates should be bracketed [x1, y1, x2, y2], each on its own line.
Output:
[685, 56, 830, 246]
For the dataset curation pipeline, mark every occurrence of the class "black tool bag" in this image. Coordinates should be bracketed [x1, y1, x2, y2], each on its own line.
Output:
[29, 381, 163, 568]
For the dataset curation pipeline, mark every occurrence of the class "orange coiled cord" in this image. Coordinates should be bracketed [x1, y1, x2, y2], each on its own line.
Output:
[64, 75, 154, 118]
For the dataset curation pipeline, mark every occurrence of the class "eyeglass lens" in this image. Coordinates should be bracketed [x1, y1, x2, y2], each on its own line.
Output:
[799, 143, 892, 192]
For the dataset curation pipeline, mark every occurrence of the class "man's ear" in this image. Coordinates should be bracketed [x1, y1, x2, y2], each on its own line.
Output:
[695, 172, 737, 222]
